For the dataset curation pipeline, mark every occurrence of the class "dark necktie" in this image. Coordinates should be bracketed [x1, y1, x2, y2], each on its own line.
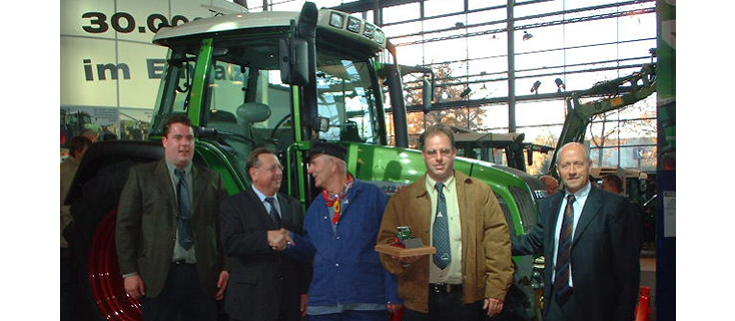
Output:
[265, 197, 282, 229]
[433, 182, 451, 269]
[554, 194, 576, 302]
[175, 169, 193, 250]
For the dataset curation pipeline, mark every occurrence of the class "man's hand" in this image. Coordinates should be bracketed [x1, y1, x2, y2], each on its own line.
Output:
[300, 294, 308, 316]
[267, 228, 295, 251]
[216, 270, 230, 300]
[483, 298, 504, 317]
[124, 275, 146, 299]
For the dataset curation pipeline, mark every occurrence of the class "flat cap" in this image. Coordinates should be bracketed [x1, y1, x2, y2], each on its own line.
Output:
[308, 141, 347, 162]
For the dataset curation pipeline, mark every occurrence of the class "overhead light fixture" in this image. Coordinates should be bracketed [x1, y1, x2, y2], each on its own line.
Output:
[460, 87, 472, 98]
[530, 80, 541, 94]
[523, 31, 533, 41]
[555, 78, 566, 92]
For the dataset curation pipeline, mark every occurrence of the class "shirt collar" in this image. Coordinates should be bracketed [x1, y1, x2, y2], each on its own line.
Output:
[165, 160, 192, 174]
[251, 184, 276, 202]
[564, 181, 591, 200]
[425, 172, 456, 193]
[165, 160, 192, 181]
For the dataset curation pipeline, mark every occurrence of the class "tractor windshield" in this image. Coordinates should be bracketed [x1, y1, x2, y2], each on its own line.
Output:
[150, 31, 385, 177]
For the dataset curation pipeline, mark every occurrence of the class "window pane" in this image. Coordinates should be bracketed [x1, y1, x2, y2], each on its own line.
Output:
[382, 2, 421, 24]
[516, 100, 566, 127]
[469, 0, 507, 11]
[478, 104, 509, 129]
[425, 0, 465, 17]
[515, 0, 565, 17]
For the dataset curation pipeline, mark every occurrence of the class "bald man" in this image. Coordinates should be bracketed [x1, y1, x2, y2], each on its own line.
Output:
[512, 142, 640, 321]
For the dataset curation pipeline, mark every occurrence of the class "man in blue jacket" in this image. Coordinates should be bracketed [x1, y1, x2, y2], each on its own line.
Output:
[287, 141, 402, 321]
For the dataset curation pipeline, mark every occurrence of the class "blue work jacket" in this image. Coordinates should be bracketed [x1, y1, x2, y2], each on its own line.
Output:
[288, 179, 401, 307]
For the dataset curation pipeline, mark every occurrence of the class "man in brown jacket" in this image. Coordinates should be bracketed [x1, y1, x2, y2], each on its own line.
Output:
[377, 124, 514, 321]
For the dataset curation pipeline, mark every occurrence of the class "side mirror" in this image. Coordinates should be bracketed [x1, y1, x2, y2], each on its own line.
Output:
[526, 149, 533, 166]
[313, 116, 329, 132]
[422, 78, 433, 113]
[279, 37, 309, 86]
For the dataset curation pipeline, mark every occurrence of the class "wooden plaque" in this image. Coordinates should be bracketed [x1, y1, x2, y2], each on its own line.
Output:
[375, 244, 436, 257]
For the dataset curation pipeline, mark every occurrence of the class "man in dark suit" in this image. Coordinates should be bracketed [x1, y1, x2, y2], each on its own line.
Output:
[219, 147, 309, 321]
[117, 114, 230, 321]
[512, 142, 640, 321]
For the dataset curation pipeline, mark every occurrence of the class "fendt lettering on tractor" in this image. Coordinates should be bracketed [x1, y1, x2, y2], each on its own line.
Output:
[66, 3, 547, 321]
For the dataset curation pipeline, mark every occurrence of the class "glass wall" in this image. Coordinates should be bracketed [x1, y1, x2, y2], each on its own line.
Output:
[241, 0, 658, 171]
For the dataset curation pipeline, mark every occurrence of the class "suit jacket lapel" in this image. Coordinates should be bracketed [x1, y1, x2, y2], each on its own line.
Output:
[246, 188, 277, 229]
[191, 165, 200, 217]
[572, 187, 603, 247]
[277, 194, 294, 230]
[546, 193, 564, 247]
[154, 160, 177, 215]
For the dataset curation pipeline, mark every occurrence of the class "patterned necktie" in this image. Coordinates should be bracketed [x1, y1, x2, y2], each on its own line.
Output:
[433, 182, 451, 269]
[265, 197, 282, 229]
[175, 169, 193, 250]
[554, 194, 576, 301]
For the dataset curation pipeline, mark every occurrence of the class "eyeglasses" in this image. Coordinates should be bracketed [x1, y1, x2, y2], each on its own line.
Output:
[424, 148, 453, 157]
[256, 164, 284, 173]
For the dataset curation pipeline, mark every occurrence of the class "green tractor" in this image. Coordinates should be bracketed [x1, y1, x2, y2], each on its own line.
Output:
[60, 110, 100, 148]
[65, 3, 546, 320]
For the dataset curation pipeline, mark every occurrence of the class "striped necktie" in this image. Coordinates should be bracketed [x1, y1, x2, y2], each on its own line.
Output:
[554, 194, 576, 302]
[265, 197, 282, 229]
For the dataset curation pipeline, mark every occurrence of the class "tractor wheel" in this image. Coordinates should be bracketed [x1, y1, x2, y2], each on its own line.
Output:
[67, 141, 163, 321]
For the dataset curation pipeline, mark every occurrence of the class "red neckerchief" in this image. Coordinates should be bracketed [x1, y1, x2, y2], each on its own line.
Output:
[322, 173, 354, 225]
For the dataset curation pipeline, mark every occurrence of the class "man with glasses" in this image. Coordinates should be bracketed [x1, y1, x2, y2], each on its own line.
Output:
[219, 147, 309, 321]
[377, 124, 514, 321]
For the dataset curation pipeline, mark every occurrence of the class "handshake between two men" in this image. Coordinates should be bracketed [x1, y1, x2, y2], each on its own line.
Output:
[268, 228, 295, 251]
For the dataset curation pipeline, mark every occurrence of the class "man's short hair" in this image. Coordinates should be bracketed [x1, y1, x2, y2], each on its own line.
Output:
[163, 114, 194, 137]
[603, 174, 623, 193]
[419, 124, 455, 151]
[70, 135, 93, 157]
[246, 147, 277, 179]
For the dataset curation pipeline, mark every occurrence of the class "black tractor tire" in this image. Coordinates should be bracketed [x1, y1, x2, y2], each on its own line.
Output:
[66, 141, 163, 321]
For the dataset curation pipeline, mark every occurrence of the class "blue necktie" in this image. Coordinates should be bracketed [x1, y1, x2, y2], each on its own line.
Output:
[433, 182, 451, 269]
[265, 197, 282, 229]
[554, 194, 576, 302]
[175, 169, 193, 249]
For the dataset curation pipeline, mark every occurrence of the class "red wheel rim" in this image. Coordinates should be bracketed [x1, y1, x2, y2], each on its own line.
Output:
[89, 209, 142, 321]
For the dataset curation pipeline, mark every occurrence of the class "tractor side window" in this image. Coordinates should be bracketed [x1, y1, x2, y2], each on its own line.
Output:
[315, 57, 379, 144]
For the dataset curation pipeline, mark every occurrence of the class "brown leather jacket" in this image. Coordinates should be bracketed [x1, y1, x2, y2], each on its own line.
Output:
[377, 171, 514, 313]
